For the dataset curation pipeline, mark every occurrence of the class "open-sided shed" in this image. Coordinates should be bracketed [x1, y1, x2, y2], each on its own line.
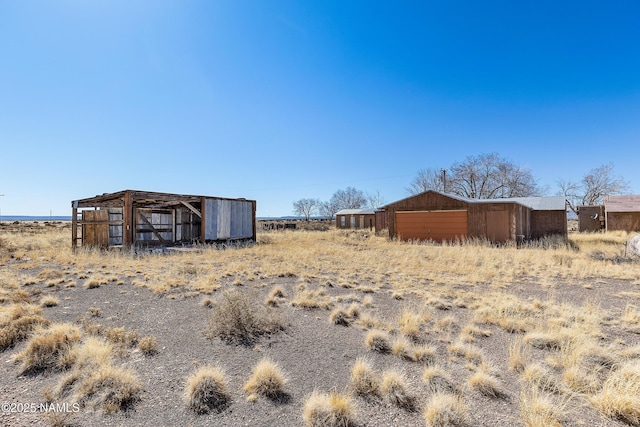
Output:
[71, 190, 256, 248]
[377, 191, 566, 243]
[604, 195, 640, 232]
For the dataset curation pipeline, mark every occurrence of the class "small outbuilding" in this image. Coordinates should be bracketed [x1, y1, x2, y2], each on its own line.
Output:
[335, 208, 376, 230]
[577, 205, 605, 232]
[604, 195, 640, 232]
[72, 190, 256, 248]
[377, 191, 567, 243]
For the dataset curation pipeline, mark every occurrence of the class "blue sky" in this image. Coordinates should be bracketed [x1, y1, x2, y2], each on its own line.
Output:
[1, 1, 638, 217]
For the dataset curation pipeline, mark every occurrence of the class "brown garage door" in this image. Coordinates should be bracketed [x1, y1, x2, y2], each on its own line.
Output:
[396, 210, 468, 242]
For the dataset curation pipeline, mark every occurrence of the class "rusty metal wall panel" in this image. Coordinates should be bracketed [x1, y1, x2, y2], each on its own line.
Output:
[486, 210, 509, 242]
[578, 206, 604, 232]
[395, 210, 468, 242]
[607, 212, 640, 232]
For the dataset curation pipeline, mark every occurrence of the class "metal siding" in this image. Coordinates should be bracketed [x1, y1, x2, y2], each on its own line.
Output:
[395, 210, 468, 242]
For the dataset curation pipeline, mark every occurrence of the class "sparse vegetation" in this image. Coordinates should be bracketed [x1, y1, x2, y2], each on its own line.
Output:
[350, 358, 379, 396]
[2, 223, 640, 425]
[423, 392, 468, 427]
[206, 289, 284, 344]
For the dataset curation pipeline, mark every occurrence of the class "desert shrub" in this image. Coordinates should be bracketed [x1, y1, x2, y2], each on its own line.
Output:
[423, 392, 468, 427]
[303, 390, 357, 427]
[522, 364, 563, 394]
[0, 304, 50, 351]
[350, 358, 379, 396]
[137, 336, 158, 356]
[185, 366, 230, 414]
[380, 369, 414, 409]
[207, 290, 284, 344]
[13, 323, 81, 373]
[365, 330, 391, 353]
[244, 358, 288, 400]
[346, 304, 360, 319]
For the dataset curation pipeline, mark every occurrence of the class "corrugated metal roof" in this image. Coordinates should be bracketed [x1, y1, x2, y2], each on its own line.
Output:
[335, 208, 376, 215]
[382, 190, 566, 211]
[604, 195, 640, 212]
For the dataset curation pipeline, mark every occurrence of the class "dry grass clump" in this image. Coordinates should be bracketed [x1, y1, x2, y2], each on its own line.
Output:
[380, 369, 414, 409]
[523, 331, 564, 350]
[522, 363, 563, 394]
[103, 326, 139, 347]
[590, 361, 640, 425]
[423, 392, 468, 427]
[55, 337, 141, 413]
[244, 358, 288, 400]
[365, 329, 391, 353]
[265, 285, 287, 307]
[292, 288, 333, 310]
[448, 342, 485, 365]
[413, 344, 437, 365]
[508, 338, 530, 372]
[350, 358, 379, 396]
[207, 289, 284, 344]
[137, 336, 158, 356]
[398, 308, 423, 341]
[423, 366, 458, 395]
[391, 336, 413, 360]
[303, 390, 357, 427]
[468, 369, 506, 398]
[520, 384, 562, 427]
[39, 295, 59, 307]
[458, 324, 491, 343]
[185, 365, 230, 414]
[84, 275, 108, 289]
[13, 323, 82, 373]
[0, 303, 50, 350]
[329, 307, 352, 326]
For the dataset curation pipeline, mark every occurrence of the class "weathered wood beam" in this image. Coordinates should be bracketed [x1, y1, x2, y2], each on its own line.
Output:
[179, 201, 202, 218]
[136, 211, 167, 243]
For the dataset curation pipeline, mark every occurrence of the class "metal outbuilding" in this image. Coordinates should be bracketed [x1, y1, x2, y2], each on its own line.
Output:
[335, 208, 376, 230]
[604, 195, 640, 232]
[377, 190, 567, 243]
[71, 190, 256, 248]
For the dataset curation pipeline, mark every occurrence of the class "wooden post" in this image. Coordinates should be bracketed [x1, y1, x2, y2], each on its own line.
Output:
[123, 191, 133, 247]
[200, 197, 206, 244]
[71, 204, 78, 249]
[252, 200, 257, 242]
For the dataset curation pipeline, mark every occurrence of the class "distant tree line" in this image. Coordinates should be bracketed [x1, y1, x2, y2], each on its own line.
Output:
[294, 153, 629, 220]
[293, 187, 386, 220]
[407, 153, 629, 214]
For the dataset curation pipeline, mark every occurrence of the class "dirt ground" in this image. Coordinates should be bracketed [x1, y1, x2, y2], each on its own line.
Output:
[0, 222, 639, 427]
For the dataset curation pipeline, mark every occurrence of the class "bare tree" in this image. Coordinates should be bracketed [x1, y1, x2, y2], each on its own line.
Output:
[558, 163, 630, 214]
[292, 198, 320, 221]
[318, 200, 340, 219]
[409, 153, 541, 199]
[330, 187, 367, 210]
[407, 168, 448, 195]
[365, 190, 386, 209]
[448, 153, 541, 199]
